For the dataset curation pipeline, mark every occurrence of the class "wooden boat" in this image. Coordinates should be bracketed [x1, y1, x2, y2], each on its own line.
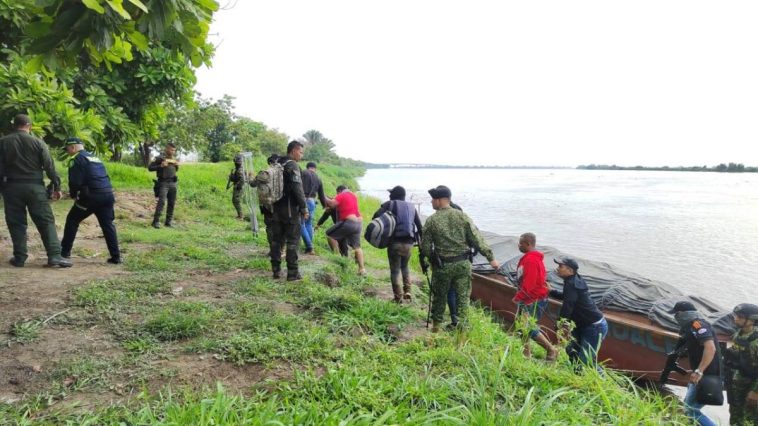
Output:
[470, 271, 729, 385]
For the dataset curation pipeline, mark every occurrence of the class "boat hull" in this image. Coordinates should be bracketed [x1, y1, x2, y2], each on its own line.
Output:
[471, 272, 693, 384]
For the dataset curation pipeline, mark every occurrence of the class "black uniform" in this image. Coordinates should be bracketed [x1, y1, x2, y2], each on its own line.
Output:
[148, 155, 178, 226]
[269, 157, 306, 277]
[60, 150, 120, 261]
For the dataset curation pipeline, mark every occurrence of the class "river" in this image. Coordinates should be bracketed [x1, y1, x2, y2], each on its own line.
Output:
[359, 168, 758, 309]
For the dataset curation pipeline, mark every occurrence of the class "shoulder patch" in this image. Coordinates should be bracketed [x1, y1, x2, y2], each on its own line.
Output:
[697, 328, 708, 335]
[692, 320, 702, 329]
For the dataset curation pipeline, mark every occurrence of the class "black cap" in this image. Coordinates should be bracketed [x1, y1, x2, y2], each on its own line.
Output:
[388, 185, 406, 200]
[13, 114, 31, 126]
[554, 256, 579, 271]
[64, 137, 83, 146]
[306, 162, 317, 169]
[428, 185, 452, 199]
[669, 301, 697, 314]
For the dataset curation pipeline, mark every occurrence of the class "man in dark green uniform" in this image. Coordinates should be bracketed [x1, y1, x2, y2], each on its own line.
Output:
[420, 185, 498, 332]
[725, 303, 758, 425]
[148, 143, 180, 228]
[269, 141, 307, 281]
[229, 154, 246, 219]
[0, 114, 71, 267]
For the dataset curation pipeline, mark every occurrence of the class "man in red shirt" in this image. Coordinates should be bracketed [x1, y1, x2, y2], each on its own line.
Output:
[325, 186, 365, 275]
[513, 232, 558, 360]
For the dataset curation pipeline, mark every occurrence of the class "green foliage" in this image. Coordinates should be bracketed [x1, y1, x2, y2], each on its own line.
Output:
[0, 0, 216, 160]
[143, 302, 216, 341]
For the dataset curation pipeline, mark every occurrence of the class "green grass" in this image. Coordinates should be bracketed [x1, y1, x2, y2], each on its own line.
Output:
[0, 159, 690, 425]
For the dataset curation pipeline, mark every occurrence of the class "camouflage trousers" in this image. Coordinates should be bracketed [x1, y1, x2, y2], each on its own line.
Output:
[232, 186, 243, 217]
[431, 260, 471, 324]
[728, 375, 757, 425]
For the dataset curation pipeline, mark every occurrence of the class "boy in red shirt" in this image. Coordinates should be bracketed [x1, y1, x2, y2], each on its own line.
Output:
[325, 186, 366, 275]
[513, 232, 558, 360]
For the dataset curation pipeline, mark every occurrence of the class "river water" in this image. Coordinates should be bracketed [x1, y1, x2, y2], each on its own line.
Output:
[359, 168, 758, 309]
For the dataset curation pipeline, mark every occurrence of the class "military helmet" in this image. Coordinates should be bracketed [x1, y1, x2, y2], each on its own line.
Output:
[733, 303, 758, 320]
[233, 154, 243, 163]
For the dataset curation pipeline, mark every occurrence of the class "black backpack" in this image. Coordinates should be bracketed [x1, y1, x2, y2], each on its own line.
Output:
[364, 202, 397, 248]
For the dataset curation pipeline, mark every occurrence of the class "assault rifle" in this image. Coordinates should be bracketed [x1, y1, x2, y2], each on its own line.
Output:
[660, 338, 688, 384]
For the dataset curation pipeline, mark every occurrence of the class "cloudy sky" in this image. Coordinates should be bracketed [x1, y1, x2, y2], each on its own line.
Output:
[195, 1, 758, 167]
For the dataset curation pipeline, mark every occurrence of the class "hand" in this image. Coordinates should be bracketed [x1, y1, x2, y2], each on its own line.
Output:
[302, 211, 309, 220]
[161, 160, 168, 167]
[747, 391, 758, 407]
[489, 260, 500, 270]
[51, 191, 62, 201]
[689, 371, 703, 385]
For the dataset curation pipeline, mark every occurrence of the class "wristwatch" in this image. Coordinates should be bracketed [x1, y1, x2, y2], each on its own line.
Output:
[693, 369, 703, 376]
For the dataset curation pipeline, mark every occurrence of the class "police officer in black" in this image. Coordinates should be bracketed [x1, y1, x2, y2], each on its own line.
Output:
[60, 138, 121, 264]
[148, 143, 179, 228]
[670, 301, 721, 426]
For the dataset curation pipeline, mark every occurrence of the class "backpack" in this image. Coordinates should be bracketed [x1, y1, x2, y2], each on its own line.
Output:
[254, 160, 291, 209]
[364, 201, 396, 249]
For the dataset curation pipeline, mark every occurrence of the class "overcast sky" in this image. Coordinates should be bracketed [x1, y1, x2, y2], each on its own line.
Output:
[195, 1, 758, 167]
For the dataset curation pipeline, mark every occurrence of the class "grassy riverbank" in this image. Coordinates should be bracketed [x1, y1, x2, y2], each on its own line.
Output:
[0, 160, 689, 424]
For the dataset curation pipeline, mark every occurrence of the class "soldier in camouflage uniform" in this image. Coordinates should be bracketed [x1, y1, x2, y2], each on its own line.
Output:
[229, 154, 246, 219]
[725, 303, 758, 425]
[420, 185, 499, 332]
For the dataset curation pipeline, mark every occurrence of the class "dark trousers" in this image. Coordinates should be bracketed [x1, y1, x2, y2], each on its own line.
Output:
[387, 242, 412, 299]
[153, 182, 176, 224]
[2, 183, 62, 261]
[61, 192, 120, 259]
[269, 219, 301, 272]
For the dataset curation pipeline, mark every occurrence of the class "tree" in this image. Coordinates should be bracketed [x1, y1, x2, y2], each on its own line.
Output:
[0, 0, 217, 160]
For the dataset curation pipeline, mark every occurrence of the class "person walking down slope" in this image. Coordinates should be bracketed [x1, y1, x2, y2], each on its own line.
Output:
[325, 185, 365, 275]
[300, 161, 328, 254]
[60, 138, 121, 264]
[513, 232, 557, 361]
[372, 185, 422, 303]
[148, 143, 180, 228]
[0, 114, 71, 267]
[420, 185, 498, 332]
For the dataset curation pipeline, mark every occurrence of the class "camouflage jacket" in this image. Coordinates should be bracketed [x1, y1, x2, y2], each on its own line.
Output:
[421, 206, 494, 262]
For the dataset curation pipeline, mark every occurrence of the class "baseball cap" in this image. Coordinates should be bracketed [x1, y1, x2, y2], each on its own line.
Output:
[554, 256, 579, 271]
[669, 301, 697, 314]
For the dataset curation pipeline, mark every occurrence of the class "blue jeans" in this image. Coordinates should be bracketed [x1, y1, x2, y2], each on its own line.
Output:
[300, 198, 316, 250]
[568, 317, 608, 370]
[683, 383, 717, 426]
[517, 299, 548, 339]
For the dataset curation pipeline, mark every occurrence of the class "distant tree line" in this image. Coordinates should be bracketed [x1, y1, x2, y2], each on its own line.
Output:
[577, 163, 757, 173]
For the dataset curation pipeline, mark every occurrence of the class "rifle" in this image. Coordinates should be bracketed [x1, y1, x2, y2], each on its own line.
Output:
[226, 169, 235, 190]
[415, 236, 433, 329]
[722, 341, 736, 404]
[660, 338, 688, 384]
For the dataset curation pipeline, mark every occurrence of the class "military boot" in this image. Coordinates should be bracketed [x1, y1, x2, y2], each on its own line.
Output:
[402, 280, 413, 302]
[151, 220, 161, 229]
[48, 256, 73, 268]
[286, 270, 302, 281]
[392, 283, 403, 303]
[431, 321, 442, 333]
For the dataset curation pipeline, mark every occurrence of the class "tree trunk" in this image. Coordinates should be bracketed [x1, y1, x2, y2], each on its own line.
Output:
[110, 144, 122, 162]
[139, 141, 153, 168]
